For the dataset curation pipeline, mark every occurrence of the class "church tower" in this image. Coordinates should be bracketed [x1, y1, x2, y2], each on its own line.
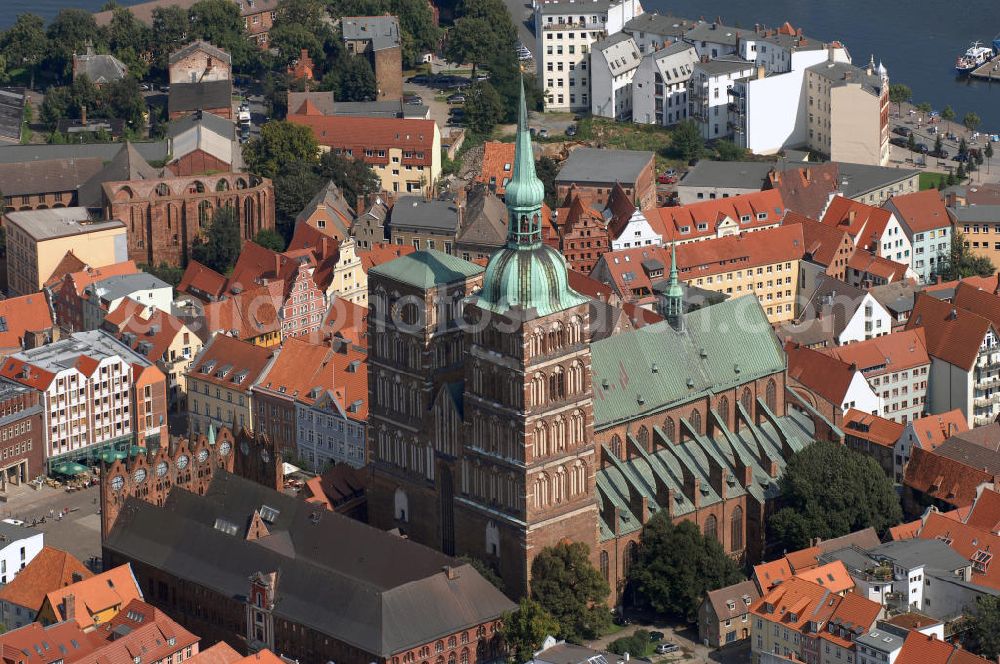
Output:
[456, 80, 599, 596]
[663, 243, 684, 332]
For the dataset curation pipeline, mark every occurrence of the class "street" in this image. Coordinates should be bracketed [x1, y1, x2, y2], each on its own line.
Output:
[500, 0, 537, 57]
[0, 482, 104, 569]
[586, 621, 750, 664]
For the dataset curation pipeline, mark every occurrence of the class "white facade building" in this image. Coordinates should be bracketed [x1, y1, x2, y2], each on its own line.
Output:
[682, 21, 751, 60]
[688, 56, 754, 140]
[295, 388, 367, 471]
[632, 42, 697, 127]
[609, 207, 661, 249]
[621, 13, 690, 54]
[0, 524, 42, 585]
[534, 0, 643, 112]
[836, 293, 893, 345]
[590, 33, 642, 119]
[81, 272, 174, 331]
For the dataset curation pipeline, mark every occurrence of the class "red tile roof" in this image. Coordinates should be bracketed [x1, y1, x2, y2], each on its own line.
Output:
[952, 281, 1000, 333]
[0, 293, 54, 354]
[767, 163, 839, 219]
[784, 546, 821, 573]
[749, 576, 837, 631]
[847, 251, 910, 283]
[288, 114, 436, 167]
[358, 242, 417, 273]
[304, 464, 367, 511]
[818, 590, 881, 649]
[906, 293, 993, 371]
[79, 598, 198, 664]
[675, 224, 804, 281]
[752, 558, 793, 593]
[794, 560, 854, 594]
[318, 298, 368, 348]
[821, 196, 893, 252]
[185, 643, 243, 664]
[785, 212, 854, 268]
[0, 621, 98, 664]
[904, 446, 993, 510]
[0, 546, 91, 611]
[477, 142, 516, 196]
[919, 511, 1000, 591]
[965, 486, 1000, 534]
[887, 189, 950, 234]
[907, 410, 969, 454]
[652, 189, 785, 243]
[786, 341, 859, 407]
[57, 261, 140, 297]
[187, 334, 274, 394]
[177, 261, 227, 302]
[43, 564, 142, 630]
[104, 300, 191, 363]
[896, 624, 989, 664]
[822, 328, 929, 378]
[42, 252, 88, 289]
[842, 409, 905, 447]
[201, 282, 284, 342]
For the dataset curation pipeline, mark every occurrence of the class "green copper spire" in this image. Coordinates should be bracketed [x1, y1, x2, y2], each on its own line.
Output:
[473, 78, 588, 318]
[664, 243, 684, 331]
[503, 78, 547, 246]
[208, 423, 216, 446]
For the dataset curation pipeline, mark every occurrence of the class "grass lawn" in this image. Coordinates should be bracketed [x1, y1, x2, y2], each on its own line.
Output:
[573, 118, 688, 171]
[919, 172, 948, 190]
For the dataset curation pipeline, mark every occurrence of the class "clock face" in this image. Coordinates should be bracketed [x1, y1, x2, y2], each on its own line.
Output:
[176, 455, 189, 470]
[197, 449, 209, 463]
[219, 441, 232, 457]
[261, 448, 271, 463]
[133, 468, 147, 484]
[111, 475, 124, 492]
[156, 461, 168, 477]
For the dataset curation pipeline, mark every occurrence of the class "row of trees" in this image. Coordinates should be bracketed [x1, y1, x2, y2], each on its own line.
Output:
[888, 84, 982, 132]
[498, 442, 904, 660]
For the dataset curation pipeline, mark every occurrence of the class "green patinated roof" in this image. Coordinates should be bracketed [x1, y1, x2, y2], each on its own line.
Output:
[596, 407, 816, 541]
[473, 245, 590, 317]
[590, 295, 785, 428]
[368, 249, 483, 290]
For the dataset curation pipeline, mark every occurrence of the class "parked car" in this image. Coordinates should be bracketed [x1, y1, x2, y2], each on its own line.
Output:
[892, 126, 912, 137]
[449, 107, 465, 116]
[889, 137, 908, 148]
[657, 173, 677, 184]
[649, 631, 665, 642]
[403, 94, 423, 104]
[447, 93, 466, 104]
[930, 149, 950, 159]
[1, 518, 24, 526]
[953, 153, 970, 162]
[565, 124, 577, 137]
[538, 128, 549, 138]
[655, 643, 679, 655]
[159, 84, 170, 93]
[407, 74, 430, 84]
[139, 83, 151, 91]
[915, 143, 930, 154]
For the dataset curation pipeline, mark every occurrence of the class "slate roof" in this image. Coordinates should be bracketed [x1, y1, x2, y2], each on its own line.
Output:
[0, 142, 168, 166]
[0, 158, 105, 198]
[869, 538, 972, 573]
[168, 80, 232, 115]
[555, 148, 653, 186]
[168, 41, 231, 67]
[0, 88, 25, 142]
[768, 164, 838, 219]
[593, 34, 641, 76]
[341, 16, 401, 51]
[703, 580, 760, 620]
[104, 472, 515, 657]
[807, 61, 885, 96]
[73, 50, 127, 84]
[679, 160, 773, 190]
[389, 197, 460, 233]
[456, 187, 508, 249]
[623, 13, 695, 38]
[368, 250, 483, 290]
[693, 55, 753, 76]
[79, 143, 162, 208]
[590, 295, 785, 428]
[869, 281, 919, 319]
[777, 275, 865, 346]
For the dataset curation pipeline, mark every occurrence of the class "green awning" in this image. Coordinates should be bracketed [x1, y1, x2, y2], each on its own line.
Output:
[99, 450, 127, 464]
[128, 446, 147, 457]
[53, 462, 88, 476]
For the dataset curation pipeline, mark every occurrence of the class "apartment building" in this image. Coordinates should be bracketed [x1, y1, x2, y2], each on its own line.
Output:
[341, 16, 403, 101]
[533, 0, 643, 112]
[4, 209, 127, 297]
[0, 331, 167, 470]
[186, 334, 274, 437]
[806, 59, 890, 166]
[0, 380, 44, 489]
[590, 33, 642, 119]
[893, 408, 967, 483]
[80, 272, 173, 332]
[288, 106, 440, 195]
[653, 188, 786, 245]
[631, 41, 697, 127]
[820, 197, 912, 267]
[884, 190, 951, 284]
[688, 56, 755, 140]
[949, 204, 1000, 269]
[387, 197, 461, 254]
[822, 329, 930, 424]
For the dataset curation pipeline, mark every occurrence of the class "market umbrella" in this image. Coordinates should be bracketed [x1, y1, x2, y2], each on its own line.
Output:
[128, 445, 147, 457]
[53, 462, 88, 476]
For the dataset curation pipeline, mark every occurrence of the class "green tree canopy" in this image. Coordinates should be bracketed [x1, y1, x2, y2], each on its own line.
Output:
[318, 151, 380, 204]
[45, 9, 103, 80]
[445, 17, 494, 76]
[150, 6, 192, 71]
[964, 111, 982, 133]
[967, 595, 1000, 660]
[500, 598, 560, 663]
[715, 139, 745, 161]
[140, 262, 185, 287]
[103, 7, 152, 79]
[938, 230, 995, 280]
[2, 13, 49, 87]
[269, 23, 324, 69]
[530, 541, 610, 642]
[192, 206, 243, 274]
[336, 56, 377, 101]
[916, 102, 932, 115]
[456, 555, 504, 590]
[243, 120, 320, 179]
[254, 228, 287, 252]
[273, 162, 326, 240]
[188, 0, 259, 71]
[671, 121, 704, 161]
[768, 442, 902, 552]
[464, 81, 503, 136]
[629, 515, 744, 622]
[536, 156, 560, 208]
[888, 83, 911, 114]
[941, 105, 955, 124]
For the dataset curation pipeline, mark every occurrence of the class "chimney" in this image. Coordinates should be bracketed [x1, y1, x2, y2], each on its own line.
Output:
[757, 66, 766, 80]
[63, 594, 76, 622]
[273, 253, 281, 277]
[848, 209, 857, 224]
[81, 104, 87, 126]
[827, 44, 836, 62]
[804, 168, 811, 182]
[443, 565, 459, 580]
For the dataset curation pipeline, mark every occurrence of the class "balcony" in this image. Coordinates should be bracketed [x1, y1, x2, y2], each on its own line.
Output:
[975, 416, 996, 427]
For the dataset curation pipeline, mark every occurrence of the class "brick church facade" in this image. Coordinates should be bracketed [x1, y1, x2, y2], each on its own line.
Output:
[367, 84, 833, 601]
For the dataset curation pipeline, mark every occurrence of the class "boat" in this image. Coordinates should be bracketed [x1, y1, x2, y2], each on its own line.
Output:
[994, 33, 1000, 55]
[956, 41, 993, 74]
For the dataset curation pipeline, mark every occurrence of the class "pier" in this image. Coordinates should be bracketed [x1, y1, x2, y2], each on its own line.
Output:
[970, 54, 1000, 81]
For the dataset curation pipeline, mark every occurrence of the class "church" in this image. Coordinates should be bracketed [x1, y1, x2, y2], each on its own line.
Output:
[366, 82, 836, 600]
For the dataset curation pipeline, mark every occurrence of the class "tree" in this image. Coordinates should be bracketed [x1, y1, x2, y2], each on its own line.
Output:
[274, 166, 326, 239]
[243, 120, 320, 179]
[607, 630, 652, 657]
[140, 262, 185, 287]
[986, 141, 993, 174]
[967, 595, 1000, 660]
[150, 6, 191, 71]
[671, 121, 703, 162]
[939, 230, 995, 280]
[964, 111, 982, 133]
[268, 23, 323, 68]
[916, 102, 932, 115]
[192, 207, 243, 273]
[275, 0, 326, 29]
[530, 541, 610, 642]
[254, 228, 287, 252]
[104, 7, 152, 79]
[768, 442, 902, 552]
[536, 156, 560, 208]
[907, 131, 917, 153]
[957, 162, 967, 181]
[318, 151, 380, 204]
[464, 81, 503, 136]
[2, 14, 48, 89]
[337, 56, 377, 102]
[941, 104, 955, 132]
[715, 139, 745, 161]
[45, 9, 103, 80]
[933, 133, 942, 155]
[456, 555, 504, 590]
[888, 83, 911, 116]
[500, 598, 560, 663]
[188, 0, 259, 72]
[629, 516, 744, 622]
[959, 137, 969, 157]
[445, 17, 494, 77]
[103, 77, 147, 128]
